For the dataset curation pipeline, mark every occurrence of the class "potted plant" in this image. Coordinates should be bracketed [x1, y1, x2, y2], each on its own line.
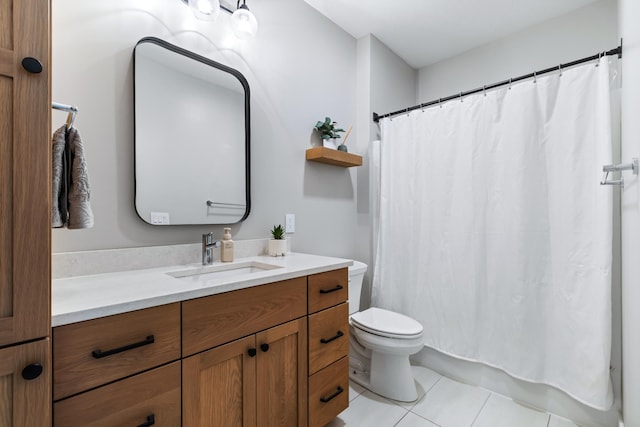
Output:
[268, 224, 287, 256]
[314, 117, 345, 149]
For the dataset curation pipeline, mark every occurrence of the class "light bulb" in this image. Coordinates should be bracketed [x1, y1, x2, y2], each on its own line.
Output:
[188, 0, 220, 21]
[231, 5, 258, 40]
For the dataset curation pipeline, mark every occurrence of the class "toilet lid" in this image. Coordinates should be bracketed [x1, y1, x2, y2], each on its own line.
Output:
[350, 307, 423, 338]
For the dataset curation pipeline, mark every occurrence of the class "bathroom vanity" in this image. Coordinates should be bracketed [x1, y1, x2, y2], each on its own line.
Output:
[51, 252, 351, 426]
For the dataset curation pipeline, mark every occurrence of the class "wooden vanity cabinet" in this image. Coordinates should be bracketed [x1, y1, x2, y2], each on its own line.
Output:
[182, 277, 308, 427]
[307, 269, 350, 427]
[52, 304, 181, 426]
[183, 318, 307, 427]
[52, 269, 350, 426]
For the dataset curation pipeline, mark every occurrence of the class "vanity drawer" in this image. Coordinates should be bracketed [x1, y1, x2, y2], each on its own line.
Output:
[53, 303, 181, 400]
[182, 277, 307, 356]
[54, 361, 181, 427]
[309, 302, 349, 375]
[308, 268, 348, 314]
[309, 356, 349, 427]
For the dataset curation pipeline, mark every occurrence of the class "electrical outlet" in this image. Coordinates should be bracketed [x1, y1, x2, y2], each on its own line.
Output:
[150, 212, 170, 225]
[285, 213, 295, 233]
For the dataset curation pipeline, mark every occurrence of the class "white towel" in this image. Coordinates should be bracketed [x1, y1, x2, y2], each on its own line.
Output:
[66, 127, 94, 229]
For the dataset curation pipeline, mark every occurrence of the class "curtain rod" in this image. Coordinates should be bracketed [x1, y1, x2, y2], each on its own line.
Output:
[373, 43, 623, 123]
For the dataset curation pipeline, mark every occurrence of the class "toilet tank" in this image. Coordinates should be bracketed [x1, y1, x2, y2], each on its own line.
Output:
[348, 261, 368, 315]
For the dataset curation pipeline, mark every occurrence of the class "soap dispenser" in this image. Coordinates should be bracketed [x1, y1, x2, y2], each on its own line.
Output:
[220, 227, 234, 262]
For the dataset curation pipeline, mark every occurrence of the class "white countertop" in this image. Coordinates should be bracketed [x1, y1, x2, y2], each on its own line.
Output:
[52, 252, 352, 327]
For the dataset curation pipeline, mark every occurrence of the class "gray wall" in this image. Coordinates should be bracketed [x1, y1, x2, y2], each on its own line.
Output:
[52, 0, 358, 259]
[354, 35, 417, 309]
[417, 0, 618, 102]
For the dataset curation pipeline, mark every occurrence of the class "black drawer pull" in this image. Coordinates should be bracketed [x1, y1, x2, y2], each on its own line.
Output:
[320, 386, 344, 403]
[137, 414, 155, 427]
[91, 335, 155, 359]
[260, 343, 270, 352]
[320, 331, 344, 344]
[248, 348, 257, 357]
[319, 284, 343, 294]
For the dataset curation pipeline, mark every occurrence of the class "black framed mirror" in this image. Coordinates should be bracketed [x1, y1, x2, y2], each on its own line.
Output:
[134, 37, 250, 225]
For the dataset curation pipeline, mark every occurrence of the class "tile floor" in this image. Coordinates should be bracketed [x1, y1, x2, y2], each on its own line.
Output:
[328, 366, 582, 427]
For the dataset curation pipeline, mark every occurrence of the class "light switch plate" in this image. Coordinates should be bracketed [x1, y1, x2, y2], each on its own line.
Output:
[285, 213, 295, 233]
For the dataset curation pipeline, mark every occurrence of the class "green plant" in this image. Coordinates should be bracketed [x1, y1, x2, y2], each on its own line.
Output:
[270, 224, 285, 240]
[314, 117, 345, 140]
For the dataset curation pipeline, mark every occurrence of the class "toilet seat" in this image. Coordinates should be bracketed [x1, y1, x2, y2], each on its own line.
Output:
[350, 307, 423, 339]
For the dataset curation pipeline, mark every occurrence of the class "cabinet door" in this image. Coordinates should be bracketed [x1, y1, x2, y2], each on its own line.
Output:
[0, 339, 50, 427]
[0, 0, 51, 347]
[183, 335, 257, 427]
[256, 317, 308, 427]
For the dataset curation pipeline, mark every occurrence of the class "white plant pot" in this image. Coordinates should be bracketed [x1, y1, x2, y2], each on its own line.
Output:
[268, 239, 287, 257]
[322, 139, 338, 150]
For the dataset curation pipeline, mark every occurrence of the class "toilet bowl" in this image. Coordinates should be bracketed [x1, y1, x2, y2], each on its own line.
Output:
[348, 261, 425, 402]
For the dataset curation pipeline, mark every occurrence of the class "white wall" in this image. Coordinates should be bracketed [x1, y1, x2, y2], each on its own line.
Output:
[619, 0, 640, 425]
[52, 0, 358, 259]
[418, 0, 618, 103]
[354, 34, 417, 309]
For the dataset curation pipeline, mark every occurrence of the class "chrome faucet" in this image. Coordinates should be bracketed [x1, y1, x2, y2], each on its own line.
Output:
[202, 232, 219, 265]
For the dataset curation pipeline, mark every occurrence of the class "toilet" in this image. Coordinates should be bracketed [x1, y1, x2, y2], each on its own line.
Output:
[348, 261, 425, 402]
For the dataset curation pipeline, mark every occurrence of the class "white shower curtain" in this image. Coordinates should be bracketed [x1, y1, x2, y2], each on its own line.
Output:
[372, 58, 613, 410]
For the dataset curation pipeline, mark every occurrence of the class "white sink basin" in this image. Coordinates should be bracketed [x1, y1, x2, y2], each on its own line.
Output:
[167, 261, 282, 282]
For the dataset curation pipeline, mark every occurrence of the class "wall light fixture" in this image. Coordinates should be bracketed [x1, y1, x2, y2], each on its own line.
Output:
[181, 0, 258, 39]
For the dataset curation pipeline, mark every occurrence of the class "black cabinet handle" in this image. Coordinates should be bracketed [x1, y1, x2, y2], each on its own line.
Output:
[21, 363, 43, 380]
[319, 284, 343, 294]
[92, 335, 155, 359]
[320, 331, 344, 344]
[21, 57, 43, 74]
[260, 343, 269, 352]
[248, 348, 257, 357]
[320, 386, 344, 403]
[137, 414, 155, 427]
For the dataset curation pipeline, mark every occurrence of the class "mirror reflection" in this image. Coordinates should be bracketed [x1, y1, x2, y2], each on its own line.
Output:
[134, 37, 250, 225]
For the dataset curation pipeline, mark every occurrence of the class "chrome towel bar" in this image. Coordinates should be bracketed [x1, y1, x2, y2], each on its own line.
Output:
[600, 158, 638, 187]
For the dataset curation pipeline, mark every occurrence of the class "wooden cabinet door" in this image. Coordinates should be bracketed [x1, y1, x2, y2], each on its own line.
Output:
[183, 335, 257, 427]
[0, 339, 50, 427]
[0, 0, 51, 347]
[256, 318, 308, 427]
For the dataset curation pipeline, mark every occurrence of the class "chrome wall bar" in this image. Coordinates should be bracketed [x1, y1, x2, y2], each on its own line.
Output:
[601, 158, 638, 188]
[52, 102, 79, 129]
[206, 200, 246, 208]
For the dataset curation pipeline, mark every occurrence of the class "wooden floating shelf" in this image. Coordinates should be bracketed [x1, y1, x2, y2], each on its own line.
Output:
[305, 147, 363, 168]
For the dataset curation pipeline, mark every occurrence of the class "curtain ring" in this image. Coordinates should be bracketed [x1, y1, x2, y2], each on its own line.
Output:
[508, 78, 512, 90]
[596, 52, 602, 67]
[439, 98, 442, 108]
[460, 92, 463, 102]
[421, 103, 425, 112]
[558, 64, 563, 77]
[533, 71, 537, 84]
[406, 107, 410, 117]
[483, 85, 486, 96]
